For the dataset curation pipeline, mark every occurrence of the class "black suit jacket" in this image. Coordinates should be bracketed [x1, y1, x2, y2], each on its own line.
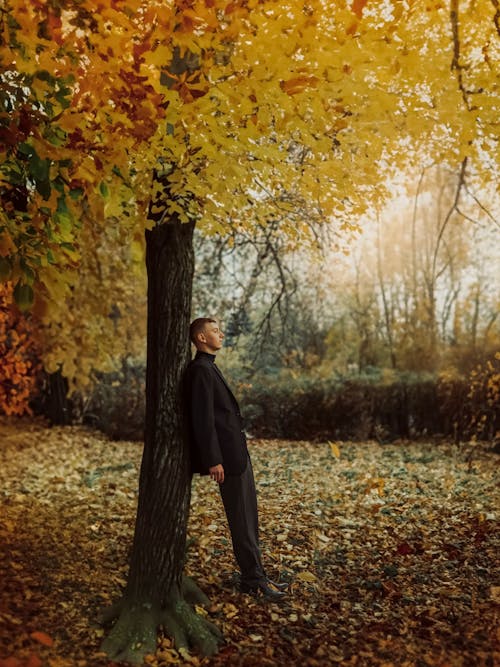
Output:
[184, 351, 249, 476]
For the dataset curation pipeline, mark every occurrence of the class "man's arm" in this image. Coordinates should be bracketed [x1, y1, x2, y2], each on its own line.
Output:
[189, 365, 224, 475]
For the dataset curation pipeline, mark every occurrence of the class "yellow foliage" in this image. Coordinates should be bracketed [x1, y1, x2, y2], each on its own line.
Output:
[1, 0, 498, 388]
[34, 211, 147, 393]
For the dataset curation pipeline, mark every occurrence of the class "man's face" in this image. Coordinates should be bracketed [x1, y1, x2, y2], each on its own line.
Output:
[199, 322, 224, 352]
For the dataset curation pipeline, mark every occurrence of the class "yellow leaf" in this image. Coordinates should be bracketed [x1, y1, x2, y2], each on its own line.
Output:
[329, 441, 341, 458]
[297, 571, 317, 582]
[490, 586, 500, 603]
[130, 239, 144, 263]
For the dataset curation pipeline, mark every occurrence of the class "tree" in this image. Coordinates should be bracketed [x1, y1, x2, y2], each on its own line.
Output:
[1, 0, 498, 662]
[318, 166, 499, 375]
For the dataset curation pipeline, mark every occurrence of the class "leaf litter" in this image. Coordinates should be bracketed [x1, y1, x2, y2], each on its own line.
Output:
[0, 417, 498, 667]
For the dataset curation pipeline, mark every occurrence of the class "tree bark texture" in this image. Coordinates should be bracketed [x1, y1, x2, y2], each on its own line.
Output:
[101, 220, 221, 663]
[128, 219, 195, 600]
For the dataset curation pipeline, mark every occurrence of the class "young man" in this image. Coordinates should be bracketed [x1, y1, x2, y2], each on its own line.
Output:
[184, 317, 287, 601]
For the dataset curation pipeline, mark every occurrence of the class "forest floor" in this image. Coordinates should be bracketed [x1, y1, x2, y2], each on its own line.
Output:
[0, 418, 498, 667]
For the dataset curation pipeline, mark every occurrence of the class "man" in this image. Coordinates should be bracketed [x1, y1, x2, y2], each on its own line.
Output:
[184, 317, 287, 601]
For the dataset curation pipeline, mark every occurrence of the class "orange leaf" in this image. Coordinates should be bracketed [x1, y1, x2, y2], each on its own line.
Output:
[280, 76, 319, 96]
[351, 0, 368, 19]
[0, 658, 22, 667]
[30, 631, 54, 647]
[26, 655, 43, 667]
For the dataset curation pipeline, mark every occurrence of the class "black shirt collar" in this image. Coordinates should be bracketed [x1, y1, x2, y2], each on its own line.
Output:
[195, 351, 216, 362]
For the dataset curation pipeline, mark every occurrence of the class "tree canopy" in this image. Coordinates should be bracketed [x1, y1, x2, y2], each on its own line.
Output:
[1, 0, 498, 386]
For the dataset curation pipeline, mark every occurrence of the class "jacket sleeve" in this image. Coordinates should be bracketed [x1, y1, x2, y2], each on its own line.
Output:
[189, 365, 223, 469]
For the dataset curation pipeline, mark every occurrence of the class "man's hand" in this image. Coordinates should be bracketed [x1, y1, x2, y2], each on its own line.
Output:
[209, 464, 224, 484]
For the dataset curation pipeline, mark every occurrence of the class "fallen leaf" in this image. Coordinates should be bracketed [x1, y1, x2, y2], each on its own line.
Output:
[490, 586, 500, 603]
[30, 631, 54, 647]
[0, 657, 22, 667]
[26, 655, 43, 667]
[328, 441, 341, 458]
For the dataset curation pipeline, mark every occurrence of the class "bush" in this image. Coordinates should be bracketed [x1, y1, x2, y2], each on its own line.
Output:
[239, 368, 497, 442]
[37, 356, 499, 443]
[81, 358, 145, 440]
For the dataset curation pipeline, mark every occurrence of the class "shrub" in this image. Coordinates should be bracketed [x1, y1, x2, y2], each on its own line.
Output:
[38, 358, 499, 444]
[467, 353, 500, 442]
[239, 369, 495, 442]
[81, 358, 146, 440]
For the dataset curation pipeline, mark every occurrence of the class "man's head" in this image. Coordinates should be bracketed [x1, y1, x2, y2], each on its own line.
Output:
[190, 317, 224, 353]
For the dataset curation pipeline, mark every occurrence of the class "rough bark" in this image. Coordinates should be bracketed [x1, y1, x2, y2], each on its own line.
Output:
[100, 220, 222, 664]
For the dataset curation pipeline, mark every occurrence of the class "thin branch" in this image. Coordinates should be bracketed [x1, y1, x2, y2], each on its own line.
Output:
[431, 158, 467, 287]
[450, 0, 471, 109]
[491, 0, 500, 37]
[462, 182, 500, 229]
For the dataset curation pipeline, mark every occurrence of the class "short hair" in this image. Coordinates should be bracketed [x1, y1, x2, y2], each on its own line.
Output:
[189, 317, 217, 344]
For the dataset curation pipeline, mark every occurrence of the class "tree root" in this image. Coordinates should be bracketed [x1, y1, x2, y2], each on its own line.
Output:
[100, 578, 222, 664]
[181, 574, 210, 606]
[160, 598, 222, 657]
[101, 599, 158, 664]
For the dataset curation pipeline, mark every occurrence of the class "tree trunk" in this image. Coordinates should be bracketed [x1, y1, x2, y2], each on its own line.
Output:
[100, 220, 221, 664]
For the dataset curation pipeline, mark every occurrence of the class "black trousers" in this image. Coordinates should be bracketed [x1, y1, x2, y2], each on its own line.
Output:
[219, 456, 266, 587]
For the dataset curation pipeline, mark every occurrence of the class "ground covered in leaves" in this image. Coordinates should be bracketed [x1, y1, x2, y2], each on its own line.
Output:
[0, 418, 498, 667]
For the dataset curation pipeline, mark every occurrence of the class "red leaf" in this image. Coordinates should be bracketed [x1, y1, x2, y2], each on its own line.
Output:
[396, 541, 414, 555]
[30, 631, 54, 647]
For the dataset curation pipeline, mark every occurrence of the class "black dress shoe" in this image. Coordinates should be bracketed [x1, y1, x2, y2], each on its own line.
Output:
[240, 581, 287, 601]
[266, 577, 289, 591]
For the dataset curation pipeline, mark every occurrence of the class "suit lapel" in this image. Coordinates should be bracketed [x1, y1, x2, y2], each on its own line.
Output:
[212, 363, 239, 408]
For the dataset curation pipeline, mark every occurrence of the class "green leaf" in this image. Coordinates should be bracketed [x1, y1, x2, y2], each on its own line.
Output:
[160, 71, 177, 89]
[55, 196, 73, 240]
[20, 259, 36, 285]
[35, 179, 51, 199]
[43, 124, 67, 147]
[55, 87, 71, 109]
[56, 196, 69, 215]
[18, 142, 35, 158]
[35, 70, 52, 82]
[29, 153, 50, 182]
[13, 281, 34, 311]
[69, 187, 83, 200]
[99, 181, 110, 198]
[29, 152, 51, 199]
[53, 176, 65, 193]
